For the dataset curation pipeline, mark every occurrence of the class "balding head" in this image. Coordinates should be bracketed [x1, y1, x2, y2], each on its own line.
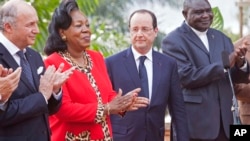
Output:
[0, 0, 36, 31]
[0, 0, 39, 49]
[182, 0, 212, 32]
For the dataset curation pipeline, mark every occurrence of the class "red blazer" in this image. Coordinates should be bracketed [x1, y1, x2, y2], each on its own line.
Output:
[44, 50, 116, 141]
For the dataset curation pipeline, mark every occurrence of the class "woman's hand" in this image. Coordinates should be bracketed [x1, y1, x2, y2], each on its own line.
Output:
[127, 96, 149, 111]
[107, 88, 149, 115]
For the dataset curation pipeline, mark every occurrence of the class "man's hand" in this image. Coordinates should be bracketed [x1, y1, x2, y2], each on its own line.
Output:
[39, 63, 74, 100]
[39, 65, 56, 100]
[233, 35, 250, 68]
[0, 65, 21, 102]
[229, 46, 247, 68]
[51, 63, 74, 94]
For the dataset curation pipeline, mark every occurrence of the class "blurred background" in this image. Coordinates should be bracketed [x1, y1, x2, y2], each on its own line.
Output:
[0, 0, 248, 57]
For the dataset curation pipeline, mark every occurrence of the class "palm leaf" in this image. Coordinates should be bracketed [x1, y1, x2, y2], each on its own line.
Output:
[211, 7, 224, 31]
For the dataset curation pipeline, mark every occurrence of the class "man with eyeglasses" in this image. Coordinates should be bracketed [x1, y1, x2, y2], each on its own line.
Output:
[105, 9, 189, 141]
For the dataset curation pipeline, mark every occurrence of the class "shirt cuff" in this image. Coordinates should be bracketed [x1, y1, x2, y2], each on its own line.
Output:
[53, 88, 62, 100]
[43, 89, 62, 104]
[0, 98, 8, 111]
[239, 59, 247, 72]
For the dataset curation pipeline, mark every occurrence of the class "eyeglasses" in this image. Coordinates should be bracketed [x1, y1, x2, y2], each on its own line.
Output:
[130, 27, 153, 34]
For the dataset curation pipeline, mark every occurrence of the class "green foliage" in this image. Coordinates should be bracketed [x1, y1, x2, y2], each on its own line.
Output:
[29, 0, 61, 54]
[90, 16, 130, 57]
[26, 0, 100, 55]
[211, 6, 240, 42]
[211, 7, 224, 31]
[18, 1, 237, 57]
[26, 0, 130, 57]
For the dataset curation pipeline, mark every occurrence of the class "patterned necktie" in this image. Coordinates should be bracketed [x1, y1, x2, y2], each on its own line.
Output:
[17, 50, 35, 89]
[139, 56, 149, 98]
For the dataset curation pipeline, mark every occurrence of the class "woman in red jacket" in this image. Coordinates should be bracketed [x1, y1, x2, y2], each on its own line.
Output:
[43, 0, 149, 140]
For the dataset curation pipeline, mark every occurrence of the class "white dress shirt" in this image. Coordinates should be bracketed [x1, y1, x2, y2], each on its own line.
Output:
[131, 47, 153, 102]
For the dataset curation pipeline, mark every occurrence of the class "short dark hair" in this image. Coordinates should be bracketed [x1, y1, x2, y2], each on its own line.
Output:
[44, 0, 79, 55]
[128, 9, 157, 29]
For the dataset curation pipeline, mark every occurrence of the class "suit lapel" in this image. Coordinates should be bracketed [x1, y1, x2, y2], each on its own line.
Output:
[0, 44, 19, 70]
[25, 49, 39, 91]
[182, 23, 209, 55]
[123, 48, 141, 88]
[150, 51, 161, 104]
[206, 29, 217, 61]
[0, 44, 36, 92]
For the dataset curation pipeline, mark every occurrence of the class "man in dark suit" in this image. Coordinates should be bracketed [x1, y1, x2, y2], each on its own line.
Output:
[106, 9, 189, 141]
[0, 0, 73, 140]
[161, 0, 248, 141]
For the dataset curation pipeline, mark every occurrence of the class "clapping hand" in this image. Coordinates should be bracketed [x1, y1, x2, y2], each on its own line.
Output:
[107, 88, 149, 115]
[0, 65, 21, 102]
[39, 63, 74, 100]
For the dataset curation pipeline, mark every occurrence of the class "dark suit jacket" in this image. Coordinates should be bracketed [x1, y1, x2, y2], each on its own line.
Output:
[105, 48, 189, 141]
[161, 22, 245, 139]
[0, 43, 61, 141]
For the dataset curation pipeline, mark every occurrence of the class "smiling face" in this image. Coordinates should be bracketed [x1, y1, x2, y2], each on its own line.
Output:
[182, 0, 213, 32]
[129, 12, 158, 54]
[60, 10, 91, 53]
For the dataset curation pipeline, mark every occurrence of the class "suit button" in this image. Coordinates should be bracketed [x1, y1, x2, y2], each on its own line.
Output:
[42, 130, 47, 135]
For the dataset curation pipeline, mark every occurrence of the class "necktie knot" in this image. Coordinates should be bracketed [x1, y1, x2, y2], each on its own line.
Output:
[17, 50, 25, 59]
[139, 56, 147, 64]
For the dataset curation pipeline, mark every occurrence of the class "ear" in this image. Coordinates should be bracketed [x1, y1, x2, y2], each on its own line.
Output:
[59, 29, 65, 37]
[3, 23, 13, 33]
[154, 27, 159, 37]
[182, 10, 187, 19]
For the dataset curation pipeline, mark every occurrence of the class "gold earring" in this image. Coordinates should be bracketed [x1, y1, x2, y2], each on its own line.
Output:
[62, 35, 67, 41]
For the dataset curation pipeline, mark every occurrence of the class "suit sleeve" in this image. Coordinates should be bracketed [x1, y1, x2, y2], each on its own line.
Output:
[168, 62, 189, 141]
[0, 92, 49, 127]
[162, 34, 228, 89]
[48, 93, 62, 115]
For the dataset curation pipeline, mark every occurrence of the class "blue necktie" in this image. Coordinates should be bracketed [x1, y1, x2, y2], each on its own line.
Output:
[17, 50, 35, 89]
[139, 56, 149, 98]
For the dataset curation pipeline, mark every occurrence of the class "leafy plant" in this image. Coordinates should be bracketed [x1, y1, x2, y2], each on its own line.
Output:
[211, 7, 224, 31]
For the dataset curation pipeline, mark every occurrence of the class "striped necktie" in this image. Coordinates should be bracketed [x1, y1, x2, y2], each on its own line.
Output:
[17, 50, 35, 89]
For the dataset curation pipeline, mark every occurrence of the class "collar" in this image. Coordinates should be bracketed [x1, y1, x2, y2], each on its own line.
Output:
[0, 32, 26, 55]
[185, 21, 208, 36]
[131, 46, 153, 62]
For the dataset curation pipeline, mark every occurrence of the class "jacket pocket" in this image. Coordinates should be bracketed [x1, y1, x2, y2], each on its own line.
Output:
[183, 95, 202, 103]
[112, 124, 127, 135]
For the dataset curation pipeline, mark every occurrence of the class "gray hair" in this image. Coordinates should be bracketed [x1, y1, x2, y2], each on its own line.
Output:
[0, 0, 23, 31]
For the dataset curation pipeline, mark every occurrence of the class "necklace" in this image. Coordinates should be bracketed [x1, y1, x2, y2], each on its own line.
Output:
[66, 51, 87, 68]
[59, 51, 93, 72]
